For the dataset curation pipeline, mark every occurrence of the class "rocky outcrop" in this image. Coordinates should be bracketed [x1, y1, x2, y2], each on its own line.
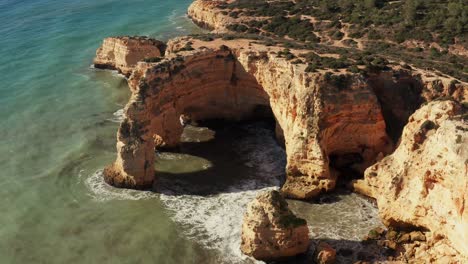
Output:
[354, 100, 468, 259]
[364, 226, 467, 262]
[314, 242, 336, 264]
[94, 2, 468, 262]
[367, 70, 467, 141]
[240, 190, 310, 260]
[187, 0, 232, 32]
[99, 35, 468, 199]
[94, 36, 166, 77]
[101, 37, 394, 196]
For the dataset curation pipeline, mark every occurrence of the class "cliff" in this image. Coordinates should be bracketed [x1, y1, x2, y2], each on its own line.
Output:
[354, 100, 468, 259]
[187, 0, 231, 32]
[94, 1, 468, 261]
[240, 190, 310, 260]
[102, 36, 397, 197]
[187, 0, 468, 82]
[94, 36, 165, 77]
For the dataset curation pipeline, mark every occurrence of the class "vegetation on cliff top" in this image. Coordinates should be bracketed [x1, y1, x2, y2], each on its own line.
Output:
[211, 0, 467, 81]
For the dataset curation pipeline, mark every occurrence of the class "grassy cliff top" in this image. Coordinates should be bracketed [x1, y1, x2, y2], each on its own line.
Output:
[203, 0, 467, 81]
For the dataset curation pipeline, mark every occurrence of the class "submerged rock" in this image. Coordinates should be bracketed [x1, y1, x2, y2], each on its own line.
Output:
[314, 242, 336, 264]
[240, 190, 310, 260]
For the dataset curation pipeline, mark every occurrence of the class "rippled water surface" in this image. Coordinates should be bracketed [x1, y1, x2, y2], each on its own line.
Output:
[0, 1, 382, 263]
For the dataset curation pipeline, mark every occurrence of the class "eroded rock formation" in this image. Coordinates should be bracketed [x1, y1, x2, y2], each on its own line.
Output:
[240, 190, 310, 260]
[354, 100, 468, 259]
[187, 0, 232, 32]
[101, 37, 395, 197]
[94, 36, 166, 77]
[314, 242, 336, 264]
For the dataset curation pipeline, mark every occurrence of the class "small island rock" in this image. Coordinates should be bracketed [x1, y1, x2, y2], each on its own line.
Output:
[240, 190, 310, 260]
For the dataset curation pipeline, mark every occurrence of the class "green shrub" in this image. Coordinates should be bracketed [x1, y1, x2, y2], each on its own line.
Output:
[143, 57, 162, 63]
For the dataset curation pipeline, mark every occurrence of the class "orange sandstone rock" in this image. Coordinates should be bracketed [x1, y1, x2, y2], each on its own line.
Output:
[240, 190, 310, 260]
[354, 100, 468, 259]
[101, 40, 393, 198]
[314, 242, 336, 264]
[94, 36, 165, 77]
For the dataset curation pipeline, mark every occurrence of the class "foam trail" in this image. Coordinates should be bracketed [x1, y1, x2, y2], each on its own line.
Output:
[85, 170, 157, 202]
[107, 108, 126, 123]
[158, 124, 285, 263]
[84, 123, 382, 263]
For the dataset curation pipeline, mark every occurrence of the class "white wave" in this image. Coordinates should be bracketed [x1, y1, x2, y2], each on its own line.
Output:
[159, 124, 284, 263]
[107, 108, 126, 123]
[110, 70, 126, 79]
[85, 169, 157, 202]
[83, 122, 382, 263]
[90, 64, 127, 79]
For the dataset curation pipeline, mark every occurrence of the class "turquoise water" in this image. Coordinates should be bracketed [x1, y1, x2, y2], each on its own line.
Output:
[0, 1, 209, 263]
[0, 1, 383, 263]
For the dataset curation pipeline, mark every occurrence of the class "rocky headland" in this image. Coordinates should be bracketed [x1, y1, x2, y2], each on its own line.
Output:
[93, 0, 468, 262]
[94, 36, 166, 77]
[240, 190, 309, 260]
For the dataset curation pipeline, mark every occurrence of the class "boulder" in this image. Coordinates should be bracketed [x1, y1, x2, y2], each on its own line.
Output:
[240, 190, 310, 260]
[314, 242, 336, 264]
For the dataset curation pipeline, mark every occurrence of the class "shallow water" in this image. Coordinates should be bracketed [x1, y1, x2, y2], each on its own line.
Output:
[0, 1, 383, 263]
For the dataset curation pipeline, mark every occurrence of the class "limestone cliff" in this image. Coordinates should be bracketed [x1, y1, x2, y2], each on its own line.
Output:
[354, 100, 468, 259]
[93, 1, 468, 262]
[240, 190, 310, 260]
[187, 0, 231, 32]
[94, 36, 165, 77]
[101, 37, 395, 196]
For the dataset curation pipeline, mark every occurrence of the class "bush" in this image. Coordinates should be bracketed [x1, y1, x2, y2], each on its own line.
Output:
[227, 24, 249, 33]
[143, 57, 162, 63]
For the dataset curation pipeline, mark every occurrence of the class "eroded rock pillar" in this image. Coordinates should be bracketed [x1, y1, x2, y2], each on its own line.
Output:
[104, 100, 157, 189]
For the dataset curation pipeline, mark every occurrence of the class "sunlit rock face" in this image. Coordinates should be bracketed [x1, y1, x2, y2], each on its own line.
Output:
[367, 71, 467, 141]
[240, 190, 310, 260]
[187, 0, 232, 32]
[100, 38, 394, 198]
[354, 100, 468, 259]
[94, 36, 166, 77]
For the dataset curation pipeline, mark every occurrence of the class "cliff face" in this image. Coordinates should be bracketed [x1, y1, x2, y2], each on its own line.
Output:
[92, 0, 468, 261]
[102, 37, 394, 197]
[94, 36, 165, 77]
[97, 35, 467, 260]
[367, 70, 467, 141]
[354, 100, 468, 258]
[187, 0, 231, 32]
[235, 51, 393, 199]
[240, 190, 310, 260]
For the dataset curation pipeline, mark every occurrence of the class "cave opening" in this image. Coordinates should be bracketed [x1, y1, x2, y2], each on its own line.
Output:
[329, 152, 365, 190]
[368, 74, 424, 143]
[107, 48, 396, 199]
[153, 104, 286, 196]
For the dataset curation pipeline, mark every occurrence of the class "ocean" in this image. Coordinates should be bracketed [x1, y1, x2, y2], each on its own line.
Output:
[0, 1, 382, 263]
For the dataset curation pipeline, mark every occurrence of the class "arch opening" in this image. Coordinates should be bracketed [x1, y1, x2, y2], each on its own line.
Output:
[104, 47, 394, 199]
[103, 48, 284, 191]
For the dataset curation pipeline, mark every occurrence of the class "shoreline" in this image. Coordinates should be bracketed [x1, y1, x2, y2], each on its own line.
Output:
[91, 0, 467, 262]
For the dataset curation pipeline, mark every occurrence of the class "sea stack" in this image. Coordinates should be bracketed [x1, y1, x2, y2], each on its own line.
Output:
[94, 36, 166, 77]
[240, 190, 310, 260]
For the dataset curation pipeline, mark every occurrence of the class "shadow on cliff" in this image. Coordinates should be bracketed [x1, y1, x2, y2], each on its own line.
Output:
[153, 119, 287, 196]
[269, 238, 392, 264]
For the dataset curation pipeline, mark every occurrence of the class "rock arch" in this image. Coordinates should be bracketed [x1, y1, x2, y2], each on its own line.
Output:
[104, 46, 393, 199]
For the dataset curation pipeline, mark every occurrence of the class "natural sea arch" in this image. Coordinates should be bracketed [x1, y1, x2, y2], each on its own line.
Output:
[104, 47, 392, 199]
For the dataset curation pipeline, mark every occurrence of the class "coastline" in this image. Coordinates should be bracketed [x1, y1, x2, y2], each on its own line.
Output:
[93, 0, 467, 262]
